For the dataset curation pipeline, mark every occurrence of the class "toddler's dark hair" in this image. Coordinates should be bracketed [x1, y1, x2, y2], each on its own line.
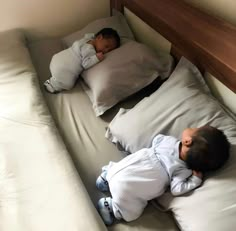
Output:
[95, 28, 120, 48]
[185, 126, 230, 172]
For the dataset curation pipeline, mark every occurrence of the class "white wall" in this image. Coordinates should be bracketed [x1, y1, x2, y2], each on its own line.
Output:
[124, 9, 171, 53]
[0, 0, 110, 41]
[205, 73, 236, 115]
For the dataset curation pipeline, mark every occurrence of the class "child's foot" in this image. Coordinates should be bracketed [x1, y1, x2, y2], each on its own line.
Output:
[96, 170, 109, 192]
[97, 197, 114, 225]
[44, 80, 58, 93]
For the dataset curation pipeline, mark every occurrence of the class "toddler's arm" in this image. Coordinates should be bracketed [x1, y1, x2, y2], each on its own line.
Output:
[80, 43, 100, 69]
[170, 170, 202, 196]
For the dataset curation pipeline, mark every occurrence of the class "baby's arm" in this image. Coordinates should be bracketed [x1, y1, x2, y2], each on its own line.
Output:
[152, 134, 165, 147]
[80, 43, 100, 69]
[170, 169, 202, 196]
[96, 52, 104, 61]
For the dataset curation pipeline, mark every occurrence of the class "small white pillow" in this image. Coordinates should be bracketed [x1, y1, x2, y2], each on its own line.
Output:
[81, 40, 174, 116]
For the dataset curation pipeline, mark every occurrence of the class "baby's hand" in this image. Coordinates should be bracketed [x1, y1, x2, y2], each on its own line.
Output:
[193, 170, 203, 179]
[96, 52, 104, 61]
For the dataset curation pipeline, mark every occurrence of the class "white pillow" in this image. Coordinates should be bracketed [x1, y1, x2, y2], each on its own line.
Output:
[106, 57, 236, 152]
[81, 40, 174, 116]
[62, 13, 173, 116]
[105, 57, 236, 231]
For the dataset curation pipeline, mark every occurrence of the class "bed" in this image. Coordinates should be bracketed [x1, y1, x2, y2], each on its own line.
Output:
[1, 0, 236, 230]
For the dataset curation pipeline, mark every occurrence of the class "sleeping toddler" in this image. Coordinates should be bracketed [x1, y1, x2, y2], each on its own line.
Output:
[96, 125, 230, 225]
[44, 28, 120, 93]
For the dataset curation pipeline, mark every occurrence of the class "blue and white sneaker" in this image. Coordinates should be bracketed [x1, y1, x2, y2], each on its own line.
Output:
[96, 170, 109, 192]
[97, 197, 114, 225]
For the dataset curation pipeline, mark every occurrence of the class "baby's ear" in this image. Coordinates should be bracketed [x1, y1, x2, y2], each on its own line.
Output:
[183, 136, 193, 146]
[96, 34, 103, 40]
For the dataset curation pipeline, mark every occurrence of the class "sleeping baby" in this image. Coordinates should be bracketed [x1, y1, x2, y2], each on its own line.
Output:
[44, 28, 120, 93]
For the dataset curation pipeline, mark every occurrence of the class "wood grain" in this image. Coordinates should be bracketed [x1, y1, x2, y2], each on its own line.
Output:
[110, 0, 236, 92]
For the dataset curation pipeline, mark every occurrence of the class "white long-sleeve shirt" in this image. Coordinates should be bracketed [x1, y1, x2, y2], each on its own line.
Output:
[152, 134, 202, 196]
[71, 33, 99, 69]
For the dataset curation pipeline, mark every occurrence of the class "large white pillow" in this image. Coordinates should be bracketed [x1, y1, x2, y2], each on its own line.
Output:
[105, 57, 236, 231]
[81, 40, 174, 116]
[106, 57, 236, 152]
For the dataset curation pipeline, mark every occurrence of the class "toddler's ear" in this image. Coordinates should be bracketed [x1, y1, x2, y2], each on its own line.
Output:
[183, 136, 192, 146]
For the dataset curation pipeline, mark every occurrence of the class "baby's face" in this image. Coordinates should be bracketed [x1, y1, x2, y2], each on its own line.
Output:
[95, 35, 117, 54]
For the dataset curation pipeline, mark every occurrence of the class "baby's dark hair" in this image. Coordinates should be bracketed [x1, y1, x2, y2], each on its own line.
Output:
[185, 126, 230, 172]
[95, 28, 120, 48]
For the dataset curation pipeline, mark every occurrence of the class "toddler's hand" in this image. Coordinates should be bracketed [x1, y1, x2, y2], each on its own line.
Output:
[97, 52, 104, 61]
[193, 170, 203, 179]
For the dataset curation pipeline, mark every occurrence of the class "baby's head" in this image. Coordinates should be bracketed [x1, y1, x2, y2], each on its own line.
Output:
[94, 28, 120, 54]
[180, 126, 230, 172]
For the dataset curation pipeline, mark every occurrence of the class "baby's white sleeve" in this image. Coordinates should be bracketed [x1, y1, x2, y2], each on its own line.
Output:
[170, 170, 202, 196]
[80, 44, 99, 69]
[152, 134, 165, 147]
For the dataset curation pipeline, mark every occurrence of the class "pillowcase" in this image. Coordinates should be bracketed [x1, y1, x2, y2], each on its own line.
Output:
[81, 40, 174, 116]
[105, 57, 236, 231]
[63, 11, 134, 47]
[106, 56, 236, 152]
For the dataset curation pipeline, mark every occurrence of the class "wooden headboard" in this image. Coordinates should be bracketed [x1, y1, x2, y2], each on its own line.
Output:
[110, 0, 236, 93]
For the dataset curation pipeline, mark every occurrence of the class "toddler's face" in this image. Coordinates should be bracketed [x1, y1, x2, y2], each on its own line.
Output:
[95, 35, 117, 54]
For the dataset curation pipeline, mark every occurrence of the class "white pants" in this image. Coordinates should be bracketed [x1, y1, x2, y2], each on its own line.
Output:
[106, 148, 169, 222]
[49, 48, 82, 91]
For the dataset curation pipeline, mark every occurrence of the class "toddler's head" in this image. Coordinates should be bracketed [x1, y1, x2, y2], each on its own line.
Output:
[180, 126, 230, 172]
[94, 28, 120, 54]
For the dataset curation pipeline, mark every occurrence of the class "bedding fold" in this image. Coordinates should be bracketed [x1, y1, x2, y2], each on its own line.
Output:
[0, 29, 107, 231]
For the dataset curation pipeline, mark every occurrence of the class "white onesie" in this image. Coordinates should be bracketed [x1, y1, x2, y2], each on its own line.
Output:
[47, 33, 99, 91]
[105, 134, 202, 222]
